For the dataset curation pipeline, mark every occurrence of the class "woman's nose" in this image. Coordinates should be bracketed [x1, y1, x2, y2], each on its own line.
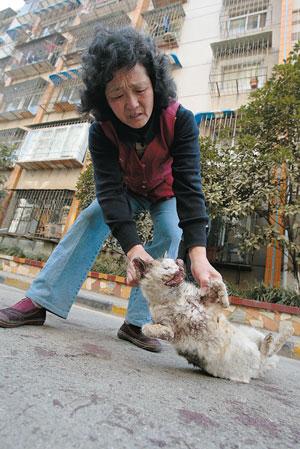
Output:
[125, 93, 139, 110]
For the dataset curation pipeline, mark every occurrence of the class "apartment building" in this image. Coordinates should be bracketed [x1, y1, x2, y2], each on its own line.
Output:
[0, 0, 297, 285]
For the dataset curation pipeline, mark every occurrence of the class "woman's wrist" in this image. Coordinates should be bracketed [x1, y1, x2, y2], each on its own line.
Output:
[126, 244, 145, 261]
[188, 246, 207, 262]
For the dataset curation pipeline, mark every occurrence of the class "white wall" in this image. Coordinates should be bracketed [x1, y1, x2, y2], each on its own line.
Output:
[171, 0, 282, 115]
[172, 0, 222, 114]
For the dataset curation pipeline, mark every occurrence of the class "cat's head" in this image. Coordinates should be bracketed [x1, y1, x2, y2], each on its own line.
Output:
[133, 257, 185, 287]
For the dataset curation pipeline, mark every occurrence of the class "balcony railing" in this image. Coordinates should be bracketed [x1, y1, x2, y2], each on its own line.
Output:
[79, 0, 137, 22]
[152, 0, 186, 8]
[17, 121, 89, 169]
[64, 12, 131, 65]
[10, 0, 36, 25]
[6, 189, 74, 241]
[34, 0, 81, 15]
[211, 30, 272, 60]
[220, 0, 272, 39]
[0, 42, 14, 60]
[196, 110, 238, 141]
[6, 23, 33, 45]
[0, 77, 48, 121]
[0, 127, 27, 162]
[0, 8, 16, 23]
[142, 3, 185, 49]
[0, 56, 11, 85]
[209, 63, 268, 96]
[5, 32, 66, 80]
[46, 68, 83, 112]
[34, 0, 81, 32]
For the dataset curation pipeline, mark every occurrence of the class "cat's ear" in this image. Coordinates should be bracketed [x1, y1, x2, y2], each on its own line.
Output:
[132, 258, 149, 278]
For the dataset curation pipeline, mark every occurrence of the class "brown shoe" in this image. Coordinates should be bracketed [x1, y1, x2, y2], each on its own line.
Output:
[117, 322, 162, 353]
[0, 298, 46, 328]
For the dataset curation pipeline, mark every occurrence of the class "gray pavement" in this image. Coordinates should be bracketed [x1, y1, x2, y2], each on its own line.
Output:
[0, 283, 300, 449]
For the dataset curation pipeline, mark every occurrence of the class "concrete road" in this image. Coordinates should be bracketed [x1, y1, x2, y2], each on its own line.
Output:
[0, 284, 299, 449]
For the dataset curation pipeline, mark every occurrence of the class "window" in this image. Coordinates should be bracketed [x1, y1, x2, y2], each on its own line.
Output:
[18, 122, 89, 164]
[228, 11, 267, 36]
[8, 190, 73, 240]
[207, 216, 253, 265]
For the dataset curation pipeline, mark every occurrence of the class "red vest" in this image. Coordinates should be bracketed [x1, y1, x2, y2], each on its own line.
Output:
[100, 101, 180, 202]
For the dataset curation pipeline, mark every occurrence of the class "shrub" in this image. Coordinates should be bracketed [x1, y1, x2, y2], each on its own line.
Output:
[227, 282, 300, 308]
[91, 251, 126, 276]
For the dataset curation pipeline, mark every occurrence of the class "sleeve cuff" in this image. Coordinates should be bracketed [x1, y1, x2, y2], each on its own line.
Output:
[182, 222, 208, 249]
[112, 223, 141, 255]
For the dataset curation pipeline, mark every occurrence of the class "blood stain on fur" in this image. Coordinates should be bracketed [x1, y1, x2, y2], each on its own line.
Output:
[178, 409, 217, 427]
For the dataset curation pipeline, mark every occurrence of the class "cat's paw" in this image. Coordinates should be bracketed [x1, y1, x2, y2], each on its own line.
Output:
[142, 324, 174, 341]
[205, 281, 230, 307]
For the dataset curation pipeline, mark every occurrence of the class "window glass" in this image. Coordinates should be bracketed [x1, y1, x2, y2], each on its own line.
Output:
[229, 17, 246, 34]
[247, 14, 259, 30]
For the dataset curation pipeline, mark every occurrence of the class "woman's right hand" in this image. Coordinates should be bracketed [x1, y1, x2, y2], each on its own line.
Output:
[126, 244, 153, 286]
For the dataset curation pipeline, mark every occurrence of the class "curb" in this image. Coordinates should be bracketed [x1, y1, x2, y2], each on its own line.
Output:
[0, 272, 299, 361]
[76, 295, 127, 318]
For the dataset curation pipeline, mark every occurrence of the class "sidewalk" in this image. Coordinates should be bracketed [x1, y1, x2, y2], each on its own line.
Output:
[0, 269, 299, 360]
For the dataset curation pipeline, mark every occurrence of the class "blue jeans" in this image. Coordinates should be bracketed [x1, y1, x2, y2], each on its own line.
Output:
[26, 196, 181, 327]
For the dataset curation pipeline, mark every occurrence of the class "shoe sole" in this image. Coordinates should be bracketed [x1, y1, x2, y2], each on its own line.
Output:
[0, 319, 45, 328]
[117, 330, 162, 353]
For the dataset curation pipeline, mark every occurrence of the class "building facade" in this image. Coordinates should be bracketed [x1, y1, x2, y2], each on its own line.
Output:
[0, 0, 297, 285]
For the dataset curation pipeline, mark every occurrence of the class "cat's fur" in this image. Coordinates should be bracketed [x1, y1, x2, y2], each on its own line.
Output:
[133, 257, 293, 383]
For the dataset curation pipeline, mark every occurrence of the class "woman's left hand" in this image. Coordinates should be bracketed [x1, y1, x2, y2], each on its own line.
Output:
[188, 246, 222, 291]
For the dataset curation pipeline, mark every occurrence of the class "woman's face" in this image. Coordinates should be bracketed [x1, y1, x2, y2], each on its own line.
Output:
[105, 63, 154, 129]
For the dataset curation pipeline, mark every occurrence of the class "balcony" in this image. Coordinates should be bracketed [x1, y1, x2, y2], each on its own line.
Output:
[0, 127, 27, 163]
[6, 23, 33, 45]
[209, 63, 268, 96]
[196, 110, 238, 141]
[63, 12, 131, 65]
[6, 189, 73, 241]
[0, 56, 11, 85]
[211, 30, 272, 59]
[4, 32, 66, 80]
[17, 121, 89, 169]
[0, 77, 48, 121]
[220, 0, 272, 39]
[142, 3, 185, 49]
[34, 0, 81, 15]
[34, 0, 81, 33]
[0, 8, 16, 23]
[46, 68, 83, 112]
[79, 0, 137, 23]
[152, 0, 186, 8]
[9, 0, 35, 26]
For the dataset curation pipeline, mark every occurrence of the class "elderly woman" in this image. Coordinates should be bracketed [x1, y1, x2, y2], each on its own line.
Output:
[0, 28, 221, 352]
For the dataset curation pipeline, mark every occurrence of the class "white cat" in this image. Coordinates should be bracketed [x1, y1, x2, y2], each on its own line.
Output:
[133, 257, 293, 383]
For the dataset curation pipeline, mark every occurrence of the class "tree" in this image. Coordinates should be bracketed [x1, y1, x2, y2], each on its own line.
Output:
[0, 143, 15, 204]
[75, 156, 153, 252]
[201, 43, 300, 290]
